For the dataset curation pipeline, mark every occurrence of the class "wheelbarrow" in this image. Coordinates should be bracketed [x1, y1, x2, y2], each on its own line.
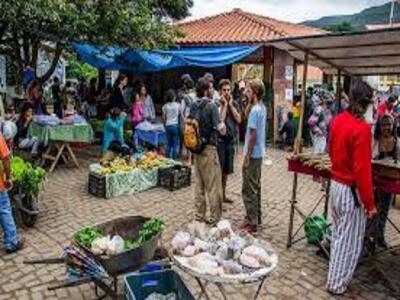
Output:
[24, 215, 168, 299]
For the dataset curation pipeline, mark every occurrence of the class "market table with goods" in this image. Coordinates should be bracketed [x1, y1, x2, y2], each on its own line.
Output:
[135, 121, 167, 149]
[287, 153, 400, 295]
[24, 217, 277, 300]
[89, 151, 191, 198]
[28, 115, 94, 172]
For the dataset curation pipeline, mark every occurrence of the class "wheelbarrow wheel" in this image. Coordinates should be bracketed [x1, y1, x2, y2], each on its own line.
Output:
[19, 193, 39, 227]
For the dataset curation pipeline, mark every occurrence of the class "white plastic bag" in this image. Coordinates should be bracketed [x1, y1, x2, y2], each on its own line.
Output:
[107, 235, 125, 255]
[91, 236, 111, 255]
[242, 245, 269, 264]
[171, 231, 191, 252]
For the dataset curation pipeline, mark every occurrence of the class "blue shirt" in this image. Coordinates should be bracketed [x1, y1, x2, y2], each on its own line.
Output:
[244, 104, 266, 159]
[102, 115, 126, 153]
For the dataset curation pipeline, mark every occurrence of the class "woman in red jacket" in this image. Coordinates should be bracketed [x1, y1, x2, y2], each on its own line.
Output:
[327, 80, 377, 295]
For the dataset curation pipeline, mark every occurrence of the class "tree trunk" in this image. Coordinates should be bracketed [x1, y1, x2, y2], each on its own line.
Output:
[37, 44, 63, 84]
[12, 31, 24, 86]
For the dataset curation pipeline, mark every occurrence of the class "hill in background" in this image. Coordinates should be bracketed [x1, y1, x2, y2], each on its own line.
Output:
[303, 2, 400, 30]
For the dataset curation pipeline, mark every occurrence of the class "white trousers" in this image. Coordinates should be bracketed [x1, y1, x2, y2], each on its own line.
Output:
[326, 181, 367, 294]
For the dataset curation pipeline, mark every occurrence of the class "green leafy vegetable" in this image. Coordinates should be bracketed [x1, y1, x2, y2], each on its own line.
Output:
[138, 218, 165, 244]
[11, 156, 46, 197]
[75, 226, 103, 248]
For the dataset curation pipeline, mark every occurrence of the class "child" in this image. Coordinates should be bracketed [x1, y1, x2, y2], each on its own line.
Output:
[279, 112, 296, 151]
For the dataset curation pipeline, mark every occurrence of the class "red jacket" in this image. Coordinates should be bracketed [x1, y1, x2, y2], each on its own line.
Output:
[329, 111, 374, 212]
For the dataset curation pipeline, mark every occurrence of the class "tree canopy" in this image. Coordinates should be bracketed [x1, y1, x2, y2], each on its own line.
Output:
[323, 21, 355, 33]
[0, 0, 193, 85]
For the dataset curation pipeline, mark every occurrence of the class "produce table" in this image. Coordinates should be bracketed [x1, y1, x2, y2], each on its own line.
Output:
[29, 122, 93, 173]
[172, 240, 278, 300]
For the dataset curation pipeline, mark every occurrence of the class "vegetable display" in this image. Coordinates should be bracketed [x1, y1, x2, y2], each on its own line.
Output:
[96, 152, 175, 175]
[74, 218, 165, 255]
[11, 156, 46, 197]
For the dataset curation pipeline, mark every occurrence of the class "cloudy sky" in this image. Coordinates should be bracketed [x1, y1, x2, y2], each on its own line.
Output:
[187, 0, 389, 23]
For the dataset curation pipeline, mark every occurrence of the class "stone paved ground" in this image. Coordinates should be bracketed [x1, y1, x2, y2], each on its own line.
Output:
[0, 147, 399, 300]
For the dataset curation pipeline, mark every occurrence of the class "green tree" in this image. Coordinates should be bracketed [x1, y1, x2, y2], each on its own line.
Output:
[66, 56, 98, 80]
[323, 21, 355, 33]
[0, 0, 193, 85]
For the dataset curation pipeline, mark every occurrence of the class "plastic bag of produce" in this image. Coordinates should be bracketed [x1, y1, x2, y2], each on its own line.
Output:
[188, 253, 218, 274]
[239, 254, 260, 269]
[182, 245, 197, 257]
[220, 260, 243, 274]
[217, 220, 233, 237]
[107, 235, 125, 255]
[171, 231, 191, 253]
[91, 236, 111, 255]
[242, 245, 269, 264]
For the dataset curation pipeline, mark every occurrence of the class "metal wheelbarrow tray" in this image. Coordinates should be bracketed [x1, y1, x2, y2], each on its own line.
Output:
[74, 215, 162, 277]
[24, 215, 165, 299]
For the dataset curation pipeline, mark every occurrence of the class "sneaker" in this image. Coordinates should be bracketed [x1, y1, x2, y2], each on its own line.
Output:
[223, 198, 234, 204]
[206, 218, 219, 226]
[237, 224, 258, 234]
[194, 215, 205, 223]
[6, 239, 24, 254]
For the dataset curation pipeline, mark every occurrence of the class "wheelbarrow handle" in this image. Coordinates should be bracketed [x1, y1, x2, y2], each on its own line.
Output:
[48, 277, 93, 291]
[24, 257, 65, 264]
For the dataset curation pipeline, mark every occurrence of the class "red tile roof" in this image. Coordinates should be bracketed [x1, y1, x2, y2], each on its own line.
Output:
[176, 9, 324, 45]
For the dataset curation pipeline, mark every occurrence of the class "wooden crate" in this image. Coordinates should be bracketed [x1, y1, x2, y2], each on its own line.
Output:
[88, 172, 106, 198]
[158, 165, 191, 191]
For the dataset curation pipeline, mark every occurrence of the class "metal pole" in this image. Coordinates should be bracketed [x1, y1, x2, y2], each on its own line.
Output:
[390, 0, 395, 26]
[336, 69, 342, 114]
[295, 52, 309, 154]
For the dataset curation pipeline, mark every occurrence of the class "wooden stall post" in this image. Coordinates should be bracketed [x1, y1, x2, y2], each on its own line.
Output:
[287, 52, 308, 249]
[336, 69, 342, 114]
[294, 52, 309, 154]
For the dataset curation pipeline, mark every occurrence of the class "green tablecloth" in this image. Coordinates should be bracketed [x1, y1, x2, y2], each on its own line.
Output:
[28, 122, 94, 145]
[105, 168, 158, 198]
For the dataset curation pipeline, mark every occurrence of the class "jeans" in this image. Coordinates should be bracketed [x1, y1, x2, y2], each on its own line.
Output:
[0, 191, 19, 250]
[18, 137, 42, 155]
[165, 125, 180, 160]
[242, 158, 262, 226]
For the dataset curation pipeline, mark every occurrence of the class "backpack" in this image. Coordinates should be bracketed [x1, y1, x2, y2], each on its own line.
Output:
[183, 100, 212, 154]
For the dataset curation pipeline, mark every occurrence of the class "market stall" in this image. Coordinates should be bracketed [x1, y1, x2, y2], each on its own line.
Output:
[267, 26, 400, 251]
[29, 115, 94, 172]
[88, 152, 190, 198]
[267, 27, 400, 295]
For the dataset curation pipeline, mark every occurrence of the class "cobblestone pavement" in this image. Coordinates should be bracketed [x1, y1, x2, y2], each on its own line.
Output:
[0, 147, 399, 300]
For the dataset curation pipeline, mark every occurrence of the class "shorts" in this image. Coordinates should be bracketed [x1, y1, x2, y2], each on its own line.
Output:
[217, 141, 234, 175]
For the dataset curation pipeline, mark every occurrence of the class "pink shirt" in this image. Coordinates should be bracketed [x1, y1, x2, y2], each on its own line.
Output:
[132, 102, 144, 125]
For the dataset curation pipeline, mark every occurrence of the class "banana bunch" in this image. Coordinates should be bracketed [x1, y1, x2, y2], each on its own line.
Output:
[98, 157, 136, 175]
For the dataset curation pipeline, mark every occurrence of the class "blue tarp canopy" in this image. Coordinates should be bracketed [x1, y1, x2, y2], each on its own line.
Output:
[72, 43, 259, 72]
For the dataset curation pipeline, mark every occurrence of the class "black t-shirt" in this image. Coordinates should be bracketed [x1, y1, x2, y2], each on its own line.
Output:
[15, 118, 30, 142]
[220, 99, 240, 144]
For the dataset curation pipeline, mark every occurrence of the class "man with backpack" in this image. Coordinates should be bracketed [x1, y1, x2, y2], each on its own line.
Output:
[218, 79, 241, 204]
[183, 77, 226, 225]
